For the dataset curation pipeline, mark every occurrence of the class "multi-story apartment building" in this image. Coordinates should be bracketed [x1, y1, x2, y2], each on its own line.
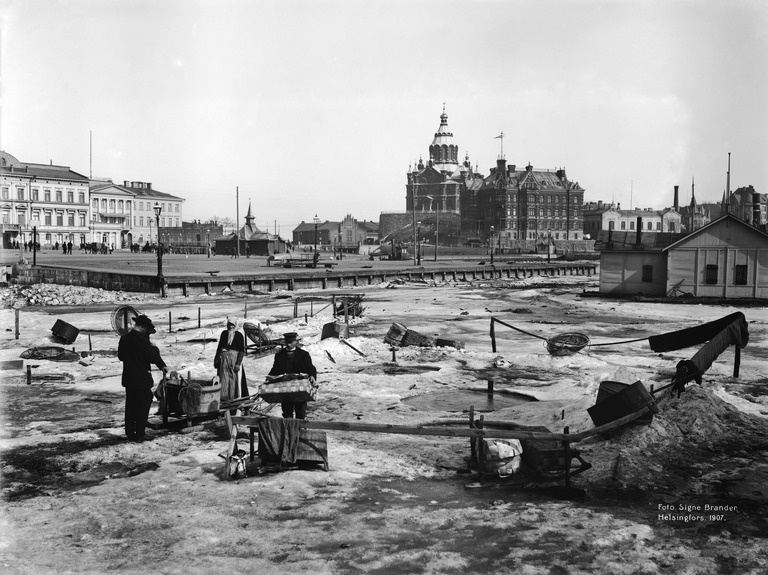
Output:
[1, 150, 90, 248]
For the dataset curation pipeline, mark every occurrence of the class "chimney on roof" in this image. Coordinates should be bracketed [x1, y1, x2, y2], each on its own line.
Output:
[147, 183, 152, 190]
[674, 185, 679, 212]
[636, 217, 642, 245]
[496, 157, 506, 175]
[598, 200, 603, 209]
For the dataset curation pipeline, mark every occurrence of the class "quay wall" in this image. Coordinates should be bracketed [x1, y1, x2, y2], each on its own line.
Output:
[13, 263, 597, 296]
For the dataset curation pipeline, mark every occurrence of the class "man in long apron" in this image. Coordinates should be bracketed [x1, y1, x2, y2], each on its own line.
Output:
[214, 318, 246, 403]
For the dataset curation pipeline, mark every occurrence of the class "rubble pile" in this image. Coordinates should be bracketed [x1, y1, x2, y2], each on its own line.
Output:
[0, 284, 157, 308]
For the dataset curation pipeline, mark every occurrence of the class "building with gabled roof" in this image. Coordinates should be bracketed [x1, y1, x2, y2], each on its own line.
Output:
[216, 202, 288, 256]
[595, 213, 768, 298]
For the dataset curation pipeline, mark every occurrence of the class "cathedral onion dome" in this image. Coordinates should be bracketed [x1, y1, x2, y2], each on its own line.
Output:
[429, 107, 459, 173]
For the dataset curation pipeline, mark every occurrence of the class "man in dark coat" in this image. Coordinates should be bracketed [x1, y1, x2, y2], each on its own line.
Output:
[268, 332, 316, 419]
[118, 315, 167, 441]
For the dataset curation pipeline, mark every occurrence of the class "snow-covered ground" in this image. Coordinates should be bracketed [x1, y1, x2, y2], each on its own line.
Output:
[1, 275, 767, 574]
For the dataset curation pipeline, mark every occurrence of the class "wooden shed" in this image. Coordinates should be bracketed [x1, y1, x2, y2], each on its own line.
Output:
[595, 229, 683, 296]
[663, 213, 768, 299]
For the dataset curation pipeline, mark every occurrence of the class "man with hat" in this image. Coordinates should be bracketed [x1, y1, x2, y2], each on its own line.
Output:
[268, 332, 316, 419]
[118, 314, 167, 441]
[214, 317, 247, 404]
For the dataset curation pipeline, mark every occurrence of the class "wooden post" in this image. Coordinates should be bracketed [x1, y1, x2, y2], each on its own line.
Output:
[294, 299, 299, 319]
[169, 311, 172, 332]
[198, 307, 201, 328]
[332, 295, 336, 318]
[564, 426, 571, 488]
[161, 377, 168, 428]
[469, 405, 476, 464]
[305, 313, 308, 323]
[344, 298, 349, 324]
[490, 318, 496, 353]
[477, 414, 485, 468]
[244, 298, 248, 319]
[26, 365, 31, 385]
[391, 346, 396, 362]
[561, 409, 565, 420]
[310, 301, 314, 317]
[734, 346, 741, 378]
[487, 379, 494, 397]
[88, 334, 92, 351]
[15, 308, 20, 340]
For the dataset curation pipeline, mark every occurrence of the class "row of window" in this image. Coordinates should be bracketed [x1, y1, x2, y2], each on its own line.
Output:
[2, 187, 87, 204]
[511, 195, 581, 205]
[609, 220, 669, 231]
[136, 200, 180, 213]
[134, 216, 180, 227]
[2, 212, 87, 227]
[3, 210, 180, 228]
[642, 264, 749, 285]
[2, 187, 181, 215]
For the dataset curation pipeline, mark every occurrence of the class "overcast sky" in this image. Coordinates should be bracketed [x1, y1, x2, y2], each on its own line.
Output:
[1, 0, 766, 233]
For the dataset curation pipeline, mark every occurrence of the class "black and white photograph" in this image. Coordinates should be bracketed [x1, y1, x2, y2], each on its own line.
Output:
[1, 1, 766, 573]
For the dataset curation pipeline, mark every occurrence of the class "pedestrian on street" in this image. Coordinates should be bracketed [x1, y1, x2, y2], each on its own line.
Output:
[117, 315, 167, 441]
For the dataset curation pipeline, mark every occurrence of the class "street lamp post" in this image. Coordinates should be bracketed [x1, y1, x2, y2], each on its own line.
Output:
[547, 228, 552, 263]
[411, 179, 418, 265]
[490, 226, 495, 265]
[416, 221, 421, 266]
[313, 214, 319, 268]
[425, 195, 439, 262]
[153, 203, 163, 279]
[207, 229, 211, 258]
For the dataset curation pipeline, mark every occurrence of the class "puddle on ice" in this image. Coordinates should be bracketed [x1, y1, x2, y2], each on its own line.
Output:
[402, 389, 538, 412]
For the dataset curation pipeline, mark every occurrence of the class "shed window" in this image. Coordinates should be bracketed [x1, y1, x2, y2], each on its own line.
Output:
[734, 265, 748, 286]
[705, 264, 718, 284]
[642, 265, 653, 282]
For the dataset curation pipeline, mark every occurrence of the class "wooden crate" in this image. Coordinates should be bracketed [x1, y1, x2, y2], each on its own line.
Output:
[297, 429, 329, 470]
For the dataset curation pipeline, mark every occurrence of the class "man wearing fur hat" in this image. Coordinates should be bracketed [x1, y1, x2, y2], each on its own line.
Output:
[118, 315, 167, 441]
[268, 332, 316, 419]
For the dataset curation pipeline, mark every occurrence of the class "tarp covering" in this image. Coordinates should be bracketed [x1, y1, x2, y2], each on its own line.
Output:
[648, 312, 749, 352]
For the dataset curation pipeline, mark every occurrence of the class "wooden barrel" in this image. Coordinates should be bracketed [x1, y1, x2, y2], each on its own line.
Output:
[51, 319, 79, 344]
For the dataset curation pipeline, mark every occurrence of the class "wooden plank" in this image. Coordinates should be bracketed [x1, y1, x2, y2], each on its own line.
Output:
[231, 416, 574, 441]
[232, 405, 652, 444]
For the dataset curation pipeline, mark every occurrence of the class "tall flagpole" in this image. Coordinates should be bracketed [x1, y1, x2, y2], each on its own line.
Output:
[236, 186, 240, 258]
